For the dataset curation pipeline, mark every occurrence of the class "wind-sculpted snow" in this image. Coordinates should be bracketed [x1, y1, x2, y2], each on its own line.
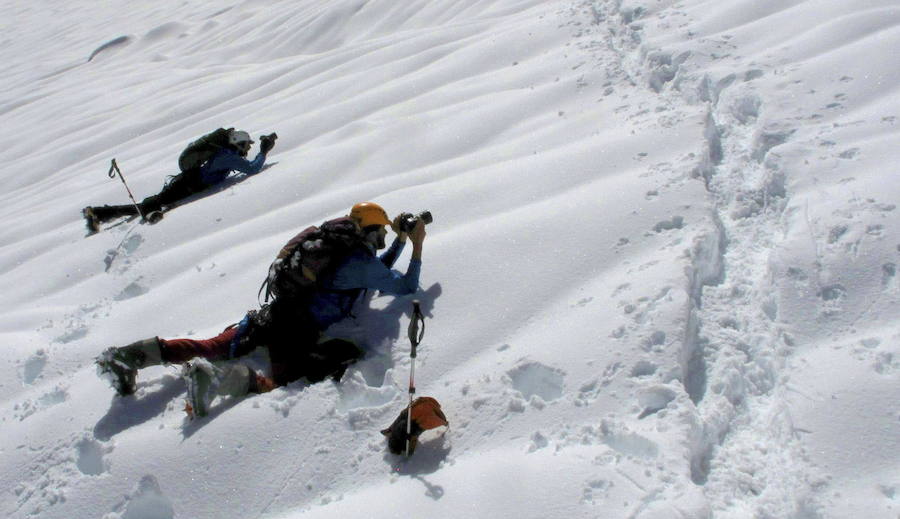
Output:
[1, 0, 899, 518]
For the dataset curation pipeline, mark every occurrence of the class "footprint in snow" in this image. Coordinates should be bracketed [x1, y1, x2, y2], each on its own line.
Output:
[630, 360, 657, 378]
[22, 350, 48, 385]
[574, 361, 625, 406]
[599, 419, 659, 458]
[336, 372, 398, 429]
[14, 433, 95, 514]
[838, 148, 860, 159]
[744, 69, 764, 81]
[115, 280, 149, 301]
[752, 129, 794, 162]
[849, 337, 900, 375]
[506, 362, 565, 405]
[653, 216, 684, 233]
[867, 224, 885, 237]
[122, 233, 144, 254]
[574, 296, 594, 307]
[882, 263, 896, 288]
[642, 330, 667, 351]
[818, 284, 847, 302]
[14, 386, 68, 421]
[637, 386, 677, 419]
[75, 437, 109, 476]
[575, 378, 601, 407]
[581, 479, 612, 505]
[528, 431, 550, 452]
[874, 352, 899, 375]
[786, 266, 808, 281]
[732, 95, 761, 124]
[55, 325, 88, 344]
[108, 475, 175, 519]
[827, 225, 848, 244]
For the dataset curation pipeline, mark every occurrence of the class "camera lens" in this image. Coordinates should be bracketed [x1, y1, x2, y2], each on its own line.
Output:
[398, 211, 432, 233]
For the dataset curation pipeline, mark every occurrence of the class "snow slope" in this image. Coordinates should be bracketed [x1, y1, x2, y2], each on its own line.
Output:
[1, 0, 898, 517]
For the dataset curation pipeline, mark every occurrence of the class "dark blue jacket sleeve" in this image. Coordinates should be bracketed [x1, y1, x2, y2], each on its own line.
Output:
[379, 237, 405, 268]
[227, 152, 267, 175]
[201, 150, 267, 184]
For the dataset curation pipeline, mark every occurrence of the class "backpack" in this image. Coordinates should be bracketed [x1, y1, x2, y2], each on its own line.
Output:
[259, 217, 364, 304]
[177, 127, 233, 173]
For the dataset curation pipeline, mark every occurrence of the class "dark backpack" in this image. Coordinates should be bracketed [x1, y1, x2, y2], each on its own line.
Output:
[178, 128, 233, 173]
[259, 217, 364, 304]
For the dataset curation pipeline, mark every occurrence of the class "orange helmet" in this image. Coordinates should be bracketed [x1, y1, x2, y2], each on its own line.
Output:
[350, 202, 392, 228]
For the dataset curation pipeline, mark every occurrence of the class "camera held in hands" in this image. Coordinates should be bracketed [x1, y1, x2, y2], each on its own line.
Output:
[398, 211, 433, 233]
[259, 133, 278, 153]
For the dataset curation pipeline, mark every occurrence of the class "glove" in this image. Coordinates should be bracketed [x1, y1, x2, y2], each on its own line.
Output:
[260, 132, 277, 154]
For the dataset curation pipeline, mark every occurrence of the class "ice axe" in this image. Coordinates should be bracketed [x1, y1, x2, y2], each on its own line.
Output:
[108, 158, 147, 221]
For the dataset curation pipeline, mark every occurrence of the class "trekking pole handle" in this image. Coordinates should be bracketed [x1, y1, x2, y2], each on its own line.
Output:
[108, 158, 120, 179]
[407, 300, 425, 358]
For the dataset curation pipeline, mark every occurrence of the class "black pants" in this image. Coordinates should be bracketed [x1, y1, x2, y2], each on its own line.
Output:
[89, 170, 205, 223]
[251, 301, 364, 386]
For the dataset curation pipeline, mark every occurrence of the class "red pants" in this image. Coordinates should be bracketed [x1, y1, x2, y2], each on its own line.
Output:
[158, 327, 276, 393]
[159, 327, 238, 364]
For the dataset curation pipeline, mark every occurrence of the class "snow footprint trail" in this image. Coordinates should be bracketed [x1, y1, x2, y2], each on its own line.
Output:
[680, 53, 812, 512]
[583, 0, 827, 515]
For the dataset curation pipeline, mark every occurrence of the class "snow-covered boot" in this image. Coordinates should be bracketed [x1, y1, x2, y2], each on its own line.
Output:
[182, 358, 224, 418]
[216, 364, 254, 398]
[96, 338, 163, 396]
[183, 362, 272, 418]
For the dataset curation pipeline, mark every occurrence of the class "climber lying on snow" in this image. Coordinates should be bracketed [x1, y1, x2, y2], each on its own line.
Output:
[96, 202, 427, 418]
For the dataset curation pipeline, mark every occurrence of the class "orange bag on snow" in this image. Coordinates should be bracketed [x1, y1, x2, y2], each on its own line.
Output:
[381, 397, 448, 455]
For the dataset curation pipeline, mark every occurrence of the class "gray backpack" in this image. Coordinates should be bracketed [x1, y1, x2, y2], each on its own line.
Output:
[177, 128, 233, 172]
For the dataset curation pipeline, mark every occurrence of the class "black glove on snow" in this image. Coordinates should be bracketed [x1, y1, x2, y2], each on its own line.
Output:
[260, 133, 278, 154]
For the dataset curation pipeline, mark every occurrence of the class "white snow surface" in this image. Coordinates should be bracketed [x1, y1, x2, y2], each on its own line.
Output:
[2, 0, 899, 517]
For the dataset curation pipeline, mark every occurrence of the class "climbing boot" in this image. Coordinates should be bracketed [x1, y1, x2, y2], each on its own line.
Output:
[216, 364, 255, 397]
[183, 358, 221, 418]
[96, 337, 163, 396]
[83, 207, 100, 235]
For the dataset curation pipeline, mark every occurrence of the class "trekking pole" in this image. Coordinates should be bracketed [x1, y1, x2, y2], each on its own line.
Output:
[108, 158, 146, 221]
[406, 300, 425, 457]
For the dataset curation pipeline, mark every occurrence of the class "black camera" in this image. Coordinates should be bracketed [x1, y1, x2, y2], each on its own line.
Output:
[398, 211, 433, 233]
[259, 133, 278, 153]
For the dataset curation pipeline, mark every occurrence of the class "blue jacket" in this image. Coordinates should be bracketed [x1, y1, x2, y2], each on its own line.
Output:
[198, 148, 267, 186]
[229, 237, 420, 358]
[308, 237, 421, 329]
